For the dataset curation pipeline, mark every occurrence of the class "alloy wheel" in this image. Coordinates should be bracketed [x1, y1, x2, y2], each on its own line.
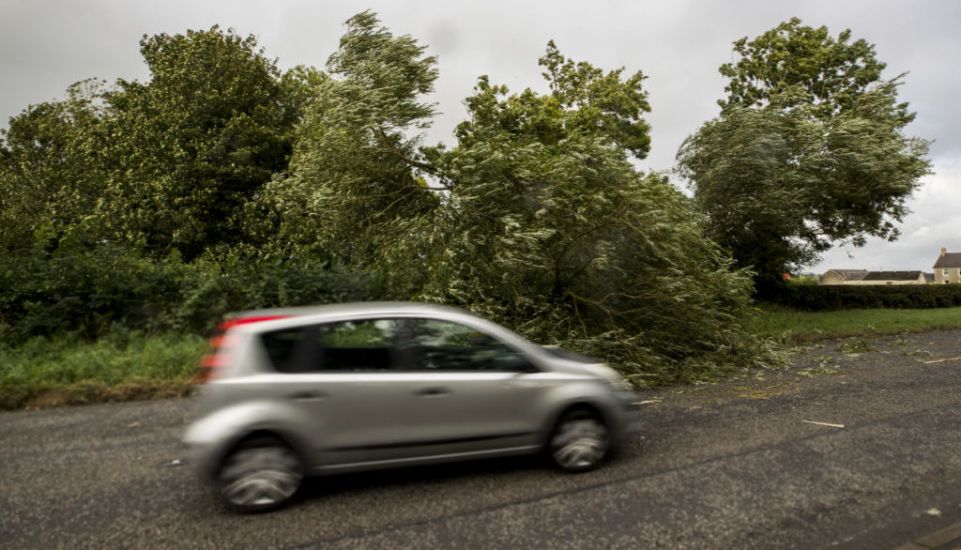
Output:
[218, 441, 303, 511]
[550, 412, 609, 472]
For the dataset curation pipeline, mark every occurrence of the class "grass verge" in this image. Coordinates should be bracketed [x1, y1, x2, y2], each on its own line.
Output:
[750, 304, 961, 342]
[4, 305, 960, 410]
[0, 332, 206, 410]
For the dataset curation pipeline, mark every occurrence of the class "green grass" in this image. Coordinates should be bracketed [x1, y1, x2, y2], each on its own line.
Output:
[0, 332, 207, 410]
[750, 305, 961, 342]
[3, 305, 960, 410]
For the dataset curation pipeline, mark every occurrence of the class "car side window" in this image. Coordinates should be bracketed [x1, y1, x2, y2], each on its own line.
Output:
[261, 320, 398, 373]
[316, 319, 396, 371]
[261, 327, 312, 373]
[394, 318, 534, 372]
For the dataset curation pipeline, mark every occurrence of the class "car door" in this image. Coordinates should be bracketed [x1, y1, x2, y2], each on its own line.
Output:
[385, 317, 549, 459]
[259, 318, 414, 468]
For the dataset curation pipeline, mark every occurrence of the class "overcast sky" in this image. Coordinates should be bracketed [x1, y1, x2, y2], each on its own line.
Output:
[2, 0, 959, 273]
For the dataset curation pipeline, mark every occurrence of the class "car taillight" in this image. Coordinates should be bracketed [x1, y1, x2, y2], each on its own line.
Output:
[197, 342, 228, 383]
[196, 314, 290, 383]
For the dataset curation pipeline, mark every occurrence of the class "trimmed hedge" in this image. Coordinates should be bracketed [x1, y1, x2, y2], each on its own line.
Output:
[769, 284, 961, 311]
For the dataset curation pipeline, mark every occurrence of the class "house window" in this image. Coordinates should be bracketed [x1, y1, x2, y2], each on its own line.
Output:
[944, 269, 950, 277]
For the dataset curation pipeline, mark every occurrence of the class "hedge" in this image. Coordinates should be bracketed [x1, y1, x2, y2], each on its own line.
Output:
[769, 284, 961, 311]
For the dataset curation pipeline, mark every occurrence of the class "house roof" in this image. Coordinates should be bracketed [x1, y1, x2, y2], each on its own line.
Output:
[934, 252, 961, 268]
[822, 269, 868, 281]
[861, 271, 924, 281]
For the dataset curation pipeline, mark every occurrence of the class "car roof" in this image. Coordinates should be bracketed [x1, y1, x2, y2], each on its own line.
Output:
[225, 302, 534, 350]
[228, 301, 467, 321]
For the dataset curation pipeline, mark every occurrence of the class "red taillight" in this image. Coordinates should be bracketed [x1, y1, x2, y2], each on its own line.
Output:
[218, 315, 290, 330]
[196, 314, 291, 383]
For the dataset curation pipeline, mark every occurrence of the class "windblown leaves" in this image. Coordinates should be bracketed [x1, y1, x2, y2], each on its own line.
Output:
[679, 19, 930, 292]
[424, 65, 765, 384]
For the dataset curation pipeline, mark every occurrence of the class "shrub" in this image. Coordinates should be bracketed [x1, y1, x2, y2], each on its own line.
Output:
[0, 243, 186, 342]
[0, 242, 375, 344]
[172, 246, 375, 334]
[769, 284, 961, 311]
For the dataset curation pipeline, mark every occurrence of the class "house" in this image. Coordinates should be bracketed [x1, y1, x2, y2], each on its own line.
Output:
[846, 271, 927, 285]
[933, 247, 961, 284]
[818, 269, 868, 285]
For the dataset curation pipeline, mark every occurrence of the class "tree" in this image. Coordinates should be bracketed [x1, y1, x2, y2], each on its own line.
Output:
[0, 29, 324, 339]
[677, 18, 930, 292]
[98, 26, 298, 259]
[264, 11, 439, 295]
[718, 18, 887, 117]
[0, 80, 108, 254]
[423, 45, 763, 384]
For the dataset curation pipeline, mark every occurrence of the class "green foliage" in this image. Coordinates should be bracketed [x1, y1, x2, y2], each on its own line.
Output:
[0, 332, 206, 409]
[422, 50, 769, 385]
[788, 275, 819, 286]
[0, 243, 371, 343]
[678, 19, 930, 292]
[539, 40, 651, 159]
[99, 26, 299, 259]
[768, 284, 961, 311]
[173, 246, 373, 334]
[0, 11, 778, 395]
[718, 17, 886, 117]
[0, 242, 185, 341]
[0, 80, 108, 255]
[264, 11, 439, 291]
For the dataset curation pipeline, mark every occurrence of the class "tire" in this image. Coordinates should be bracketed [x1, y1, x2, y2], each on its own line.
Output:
[548, 408, 610, 472]
[216, 436, 304, 513]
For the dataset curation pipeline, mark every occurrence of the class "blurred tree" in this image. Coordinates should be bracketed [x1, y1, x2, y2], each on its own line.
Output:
[677, 18, 930, 294]
[264, 11, 439, 295]
[422, 45, 762, 384]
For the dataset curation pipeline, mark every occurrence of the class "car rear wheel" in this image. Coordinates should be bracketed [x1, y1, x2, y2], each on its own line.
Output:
[216, 436, 303, 512]
[548, 409, 610, 472]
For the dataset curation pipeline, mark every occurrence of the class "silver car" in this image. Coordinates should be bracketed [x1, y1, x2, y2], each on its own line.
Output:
[184, 302, 637, 512]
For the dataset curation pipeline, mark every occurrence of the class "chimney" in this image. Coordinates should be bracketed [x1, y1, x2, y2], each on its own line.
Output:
[941, 247, 947, 257]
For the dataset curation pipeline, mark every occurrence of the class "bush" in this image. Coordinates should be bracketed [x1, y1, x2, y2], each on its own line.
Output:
[769, 284, 961, 311]
[172, 246, 375, 334]
[0, 243, 186, 342]
[0, 242, 375, 344]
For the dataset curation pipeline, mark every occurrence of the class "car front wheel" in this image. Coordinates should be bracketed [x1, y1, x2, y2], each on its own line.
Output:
[216, 436, 304, 512]
[548, 409, 610, 472]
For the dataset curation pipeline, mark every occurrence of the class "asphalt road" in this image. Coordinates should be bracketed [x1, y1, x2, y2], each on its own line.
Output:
[3, 330, 961, 549]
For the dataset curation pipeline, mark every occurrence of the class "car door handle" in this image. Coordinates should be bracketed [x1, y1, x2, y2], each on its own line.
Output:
[414, 387, 450, 397]
[287, 391, 326, 402]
